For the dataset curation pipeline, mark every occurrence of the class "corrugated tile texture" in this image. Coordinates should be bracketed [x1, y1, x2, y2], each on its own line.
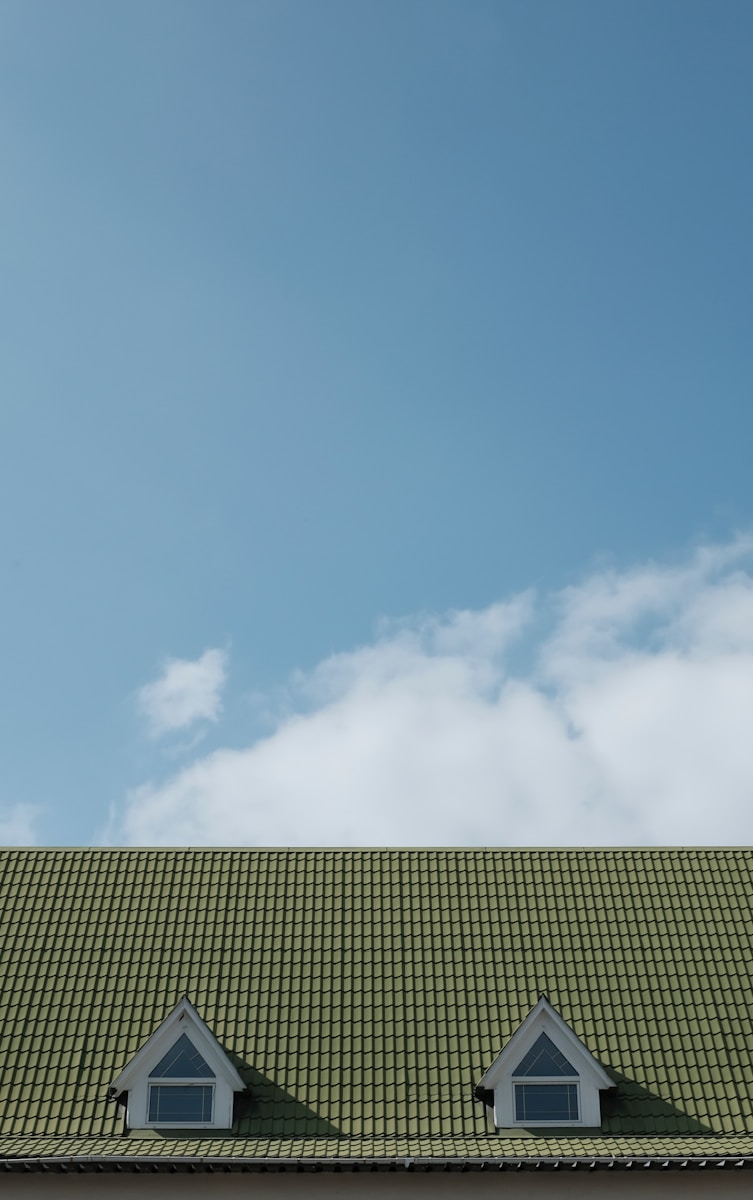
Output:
[3, 1135, 753, 1162]
[1, 848, 752, 1147]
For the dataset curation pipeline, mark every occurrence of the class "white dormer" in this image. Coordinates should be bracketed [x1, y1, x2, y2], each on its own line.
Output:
[110, 997, 245, 1130]
[478, 996, 613, 1129]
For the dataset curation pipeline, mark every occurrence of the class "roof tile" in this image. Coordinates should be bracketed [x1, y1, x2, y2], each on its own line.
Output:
[1, 848, 752, 1151]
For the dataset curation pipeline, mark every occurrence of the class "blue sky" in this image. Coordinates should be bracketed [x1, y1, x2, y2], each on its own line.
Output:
[2, 1, 753, 846]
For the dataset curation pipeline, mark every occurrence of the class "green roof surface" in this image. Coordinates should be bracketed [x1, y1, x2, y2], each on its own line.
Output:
[1, 847, 752, 1162]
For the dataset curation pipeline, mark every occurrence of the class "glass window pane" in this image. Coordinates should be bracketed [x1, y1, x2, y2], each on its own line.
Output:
[514, 1032, 577, 1077]
[514, 1083, 579, 1123]
[148, 1085, 213, 1123]
[151, 1034, 214, 1078]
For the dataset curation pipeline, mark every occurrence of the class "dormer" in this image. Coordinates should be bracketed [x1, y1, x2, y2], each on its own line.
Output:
[478, 996, 613, 1128]
[110, 997, 245, 1130]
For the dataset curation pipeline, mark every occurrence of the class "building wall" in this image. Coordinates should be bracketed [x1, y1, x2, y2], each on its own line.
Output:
[2, 1171, 751, 1198]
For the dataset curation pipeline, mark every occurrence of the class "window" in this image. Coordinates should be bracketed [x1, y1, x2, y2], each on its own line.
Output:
[151, 1033, 214, 1078]
[147, 1034, 216, 1126]
[512, 1031, 580, 1124]
[148, 1084, 213, 1124]
[514, 1031, 576, 1077]
[514, 1082, 579, 1123]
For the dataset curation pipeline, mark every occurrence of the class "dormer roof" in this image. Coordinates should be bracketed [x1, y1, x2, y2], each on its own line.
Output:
[110, 996, 244, 1096]
[480, 994, 613, 1090]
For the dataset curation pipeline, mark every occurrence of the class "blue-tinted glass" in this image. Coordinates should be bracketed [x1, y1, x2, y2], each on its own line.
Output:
[151, 1033, 214, 1078]
[148, 1085, 213, 1123]
[514, 1032, 576, 1077]
[514, 1083, 578, 1122]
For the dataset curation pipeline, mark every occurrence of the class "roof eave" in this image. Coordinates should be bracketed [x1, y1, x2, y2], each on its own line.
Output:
[3, 1155, 753, 1174]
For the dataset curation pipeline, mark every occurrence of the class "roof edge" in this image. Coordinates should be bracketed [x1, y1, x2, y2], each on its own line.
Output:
[3, 1154, 752, 1174]
[4, 845, 753, 853]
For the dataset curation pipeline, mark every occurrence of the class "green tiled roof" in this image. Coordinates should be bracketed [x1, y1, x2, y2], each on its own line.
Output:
[1, 847, 753, 1162]
[2, 1134, 753, 1166]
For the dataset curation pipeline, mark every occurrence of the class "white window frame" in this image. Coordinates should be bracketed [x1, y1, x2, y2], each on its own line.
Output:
[512, 1077, 581, 1126]
[145, 1078, 217, 1129]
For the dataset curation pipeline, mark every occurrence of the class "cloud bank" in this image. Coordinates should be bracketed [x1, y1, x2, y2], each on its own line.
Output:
[137, 649, 227, 738]
[117, 536, 753, 846]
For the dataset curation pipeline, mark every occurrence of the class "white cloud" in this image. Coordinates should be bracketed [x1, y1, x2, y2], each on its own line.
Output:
[115, 537, 753, 846]
[0, 804, 39, 844]
[137, 649, 227, 738]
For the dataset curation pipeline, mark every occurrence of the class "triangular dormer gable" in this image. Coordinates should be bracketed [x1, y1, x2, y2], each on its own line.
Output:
[478, 996, 613, 1129]
[110, 997, 244, 1130]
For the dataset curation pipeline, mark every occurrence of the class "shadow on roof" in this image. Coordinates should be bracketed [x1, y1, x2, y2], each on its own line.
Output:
[600, 1070, 716, 1135]
[227, 1051, 343, 1137]
[146, 1057, 343, 1139]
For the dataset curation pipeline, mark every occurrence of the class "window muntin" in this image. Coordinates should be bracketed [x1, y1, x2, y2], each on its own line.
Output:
[514, 1082, 579, 1123]
[151, 1034, 214, 1078]
[148, 1084, 213, 1124]
[514, 1032, 576, 1077]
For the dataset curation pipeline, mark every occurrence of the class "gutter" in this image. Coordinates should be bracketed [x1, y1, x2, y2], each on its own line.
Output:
[2, 1155, 753, 1174]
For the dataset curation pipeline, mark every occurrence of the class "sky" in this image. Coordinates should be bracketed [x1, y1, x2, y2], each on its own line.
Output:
[1, 0, 752, 847]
